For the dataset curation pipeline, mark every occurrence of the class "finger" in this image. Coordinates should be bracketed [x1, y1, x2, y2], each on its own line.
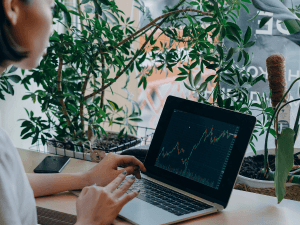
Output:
[120, 166, 142, 179]
[114, 176, 136, 198]
[79, 187, 89, 197]
[105, 170, 127, 192]
[116, 155, 146, 172]
[119, 190, 140, 208]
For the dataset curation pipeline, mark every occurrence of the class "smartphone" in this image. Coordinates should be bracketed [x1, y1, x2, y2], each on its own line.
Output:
[34, 156, 71, 173]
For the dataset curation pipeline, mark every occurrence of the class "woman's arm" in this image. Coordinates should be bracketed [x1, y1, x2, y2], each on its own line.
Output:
[26, 153, 146, 198]
[26, 172, 92, 198]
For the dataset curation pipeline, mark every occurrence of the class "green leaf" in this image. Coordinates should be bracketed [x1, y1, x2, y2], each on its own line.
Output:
[8, 66, 18, 73]
[81, 0, 90, 4]
[237, 51, 243, 62]
[201, 17, 216, 22]
[244, 26, 251, 44]
[241, 3, 249, 13]
[204, 56, 219, 62]
[175, 76, 187, 81]
[184, 82, 194, 91]
[55, 0, 71, 27]
[194, 71, 201, 86]
[4, 79, 14, 95]
[67, 104, 77, 113]
[7, 75, 21, 83]
[205, 75, 215, 82]
[244, 41, 255, 48]
[129, 118, 143, 122]
[21, 126, 32, 137]
[227, 35, 239, 43]
[259, 17, 271, 29]
[117, 127, 125, 139]
[115, 56, 124, 67]
[275, 128, 295, 203]
[188, 70, 194, 87]
[92, 0, 102, 15]
[21, 132, 35, 140]
[226, 48, 234, 61]
[98, 0, 111, 6]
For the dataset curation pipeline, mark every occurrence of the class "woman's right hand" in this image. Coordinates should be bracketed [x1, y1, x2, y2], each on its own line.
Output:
[75, 170, 139, 225]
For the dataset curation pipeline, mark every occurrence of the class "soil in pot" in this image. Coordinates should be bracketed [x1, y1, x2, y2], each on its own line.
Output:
[236, 154, 300, 201]
[92, 132, 140, 151]
[239, 154, 300, 180]
[48, 132, 140, 153]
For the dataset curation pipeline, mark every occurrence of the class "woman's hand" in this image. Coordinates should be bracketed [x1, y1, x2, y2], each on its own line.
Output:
[75, 170, 139, 225]
[84, 152, 146, 187]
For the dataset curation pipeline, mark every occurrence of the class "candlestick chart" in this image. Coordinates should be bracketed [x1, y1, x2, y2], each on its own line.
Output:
[155, 110, 239, 189]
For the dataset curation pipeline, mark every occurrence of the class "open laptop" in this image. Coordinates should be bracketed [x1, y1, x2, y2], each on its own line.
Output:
[72, 95, 256, 225]
[117, 95, 256, 225]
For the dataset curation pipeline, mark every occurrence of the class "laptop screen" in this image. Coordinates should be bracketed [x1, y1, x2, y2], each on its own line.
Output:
[154, 109, 240, 190]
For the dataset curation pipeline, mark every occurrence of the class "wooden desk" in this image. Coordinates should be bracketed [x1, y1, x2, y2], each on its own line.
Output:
[18, 148, 300, 225]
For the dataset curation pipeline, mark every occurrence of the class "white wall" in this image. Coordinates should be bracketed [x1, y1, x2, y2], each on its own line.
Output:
[0, 21, 64, 151]
[0, 73, 45, 150]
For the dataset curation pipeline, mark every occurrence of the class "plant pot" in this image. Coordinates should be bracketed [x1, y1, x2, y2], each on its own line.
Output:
[236, 148, 300, 188]
[46, 131, 141, 162]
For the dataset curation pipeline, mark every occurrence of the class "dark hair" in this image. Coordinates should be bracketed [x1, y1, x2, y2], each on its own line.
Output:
[0, 0, 32, 66]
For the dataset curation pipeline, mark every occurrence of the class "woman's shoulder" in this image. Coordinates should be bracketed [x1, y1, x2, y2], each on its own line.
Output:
[0, 127, 19, 167]
[0, 127, 15, 152]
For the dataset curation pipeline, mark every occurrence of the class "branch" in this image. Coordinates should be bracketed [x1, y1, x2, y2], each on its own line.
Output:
[77, 0, 84, 31]
[57, 57, 72, 127]
[114, 8, 213, 49]
[100, 54, 105, 109]
[84, 3, 204, 101]
[84, 23, 162, 101]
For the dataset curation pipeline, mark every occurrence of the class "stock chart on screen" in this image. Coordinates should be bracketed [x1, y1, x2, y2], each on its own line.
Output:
[155, 110, 240, 190]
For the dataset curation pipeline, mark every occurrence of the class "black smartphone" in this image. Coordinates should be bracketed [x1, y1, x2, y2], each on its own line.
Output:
[34, 156, 71, 173]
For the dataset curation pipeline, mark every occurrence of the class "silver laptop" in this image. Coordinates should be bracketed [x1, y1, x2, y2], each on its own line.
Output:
[117, 96, 256, 225]
[72, 96, 256, 225]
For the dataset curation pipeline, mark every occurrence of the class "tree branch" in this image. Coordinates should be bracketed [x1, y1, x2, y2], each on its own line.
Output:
[57, 57, 71, 127]
[100, 54, 105, 109]
[77, 0, 84, 31]
[114, 8, 213, 49]
[84, 6, 211, 101]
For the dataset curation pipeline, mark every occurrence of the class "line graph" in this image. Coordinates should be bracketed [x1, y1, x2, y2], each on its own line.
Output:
[155, 110, 239, 189]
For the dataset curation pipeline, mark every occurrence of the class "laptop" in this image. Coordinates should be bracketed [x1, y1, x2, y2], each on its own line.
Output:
[73, 95, 256, 225]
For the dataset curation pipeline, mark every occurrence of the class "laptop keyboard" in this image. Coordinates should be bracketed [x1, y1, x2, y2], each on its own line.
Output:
[119, 177, 213, 216]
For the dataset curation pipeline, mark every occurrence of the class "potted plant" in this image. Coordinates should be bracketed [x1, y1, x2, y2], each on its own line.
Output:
[18, 0, 152, 160]
[21, 0, 254, 160]
[135, 0, 270, 155]
[234, 0, 300, 203]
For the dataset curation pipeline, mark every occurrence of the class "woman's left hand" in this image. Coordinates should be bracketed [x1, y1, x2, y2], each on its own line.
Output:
[84, 153, 147, 187]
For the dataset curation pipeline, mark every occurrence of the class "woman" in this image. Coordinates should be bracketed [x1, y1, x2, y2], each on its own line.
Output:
[0, 0, 146, 224]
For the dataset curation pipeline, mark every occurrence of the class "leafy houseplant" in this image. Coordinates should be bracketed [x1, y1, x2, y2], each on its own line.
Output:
[236, 0, 300, 203]
[7, 1, 215, 151]
[18, 0, 269, 153]
[142, 1, 273, 153]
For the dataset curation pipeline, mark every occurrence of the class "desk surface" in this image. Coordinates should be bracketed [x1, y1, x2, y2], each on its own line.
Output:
[18, 148, 300, 225]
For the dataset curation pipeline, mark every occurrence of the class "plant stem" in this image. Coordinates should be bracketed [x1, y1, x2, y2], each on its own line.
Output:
[294, 102, 300, 144]
[77, 0, 84, 31]
[100, 54, 105, 109]
[57, 56, 71, 127]
[264, 77, 300, 174]
[260, 168, 300, 184]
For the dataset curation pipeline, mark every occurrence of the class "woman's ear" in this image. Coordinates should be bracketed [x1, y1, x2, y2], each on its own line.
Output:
[2, 0, 22, 26]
